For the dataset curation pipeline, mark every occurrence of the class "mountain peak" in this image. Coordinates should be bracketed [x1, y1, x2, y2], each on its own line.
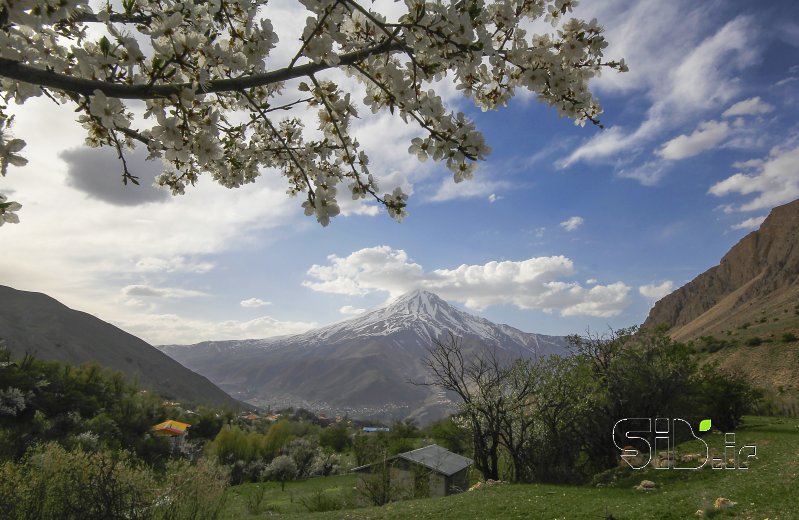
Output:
[394, 288, 440, 301]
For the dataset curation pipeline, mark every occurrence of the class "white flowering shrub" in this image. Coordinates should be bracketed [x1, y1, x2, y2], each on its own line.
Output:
[0, 0, 626, 225]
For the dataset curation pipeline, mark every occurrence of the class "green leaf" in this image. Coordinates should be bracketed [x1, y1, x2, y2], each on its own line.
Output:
[699, 419, 711, 432]
[99, 36, 110, 57]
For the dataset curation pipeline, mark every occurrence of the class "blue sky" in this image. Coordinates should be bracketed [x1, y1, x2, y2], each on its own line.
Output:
[2, 0, 799, 344]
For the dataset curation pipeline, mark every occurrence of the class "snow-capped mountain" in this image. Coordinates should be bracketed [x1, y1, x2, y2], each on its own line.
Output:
[160, 290, 568, 423]
[284, 290, 563, 354]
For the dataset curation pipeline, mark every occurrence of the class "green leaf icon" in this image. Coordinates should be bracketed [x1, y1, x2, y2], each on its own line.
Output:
[699, 419, 711, 432]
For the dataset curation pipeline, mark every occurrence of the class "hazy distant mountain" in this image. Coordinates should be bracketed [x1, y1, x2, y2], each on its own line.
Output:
[160, 290, 568, 423]
[0, 285, 245, 410]
[643, 199, 799, 394]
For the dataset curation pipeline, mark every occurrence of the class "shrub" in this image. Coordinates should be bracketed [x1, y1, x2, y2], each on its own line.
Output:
[782, 332, 798, 343]
[0, 443, 230, 520]
[300, 489, 347, 513]
[745, 337, 763, 347]
[696, 336, 734, 353]
[0, 443, 154, 520]
[244, 485, 267, 515]
[153, 458, 229, 520]
[310, 451, 341, 477]
[693, 365, 758, 431]
[264, 455, 297, 491]
[319, 424, 351, 453]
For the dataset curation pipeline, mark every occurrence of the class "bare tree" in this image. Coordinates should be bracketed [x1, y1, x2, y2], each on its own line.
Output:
[418, 332, 541, 482]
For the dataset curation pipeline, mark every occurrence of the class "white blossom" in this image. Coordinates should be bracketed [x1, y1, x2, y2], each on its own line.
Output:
[0, 0, 625, 227]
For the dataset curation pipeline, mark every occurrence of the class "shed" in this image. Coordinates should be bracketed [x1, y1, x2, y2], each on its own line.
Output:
[353, 444, 472, 497]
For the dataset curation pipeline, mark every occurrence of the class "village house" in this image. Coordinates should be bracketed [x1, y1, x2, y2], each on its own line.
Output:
[353, 444, 473, 497]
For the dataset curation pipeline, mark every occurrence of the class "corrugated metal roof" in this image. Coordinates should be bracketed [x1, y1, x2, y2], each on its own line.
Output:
[397, 444, 473, 477]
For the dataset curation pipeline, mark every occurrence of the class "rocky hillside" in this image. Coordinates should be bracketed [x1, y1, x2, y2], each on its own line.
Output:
[642, 199, 799, 401]
[0, 285, 245, 410]
[644, 199, 799, 340]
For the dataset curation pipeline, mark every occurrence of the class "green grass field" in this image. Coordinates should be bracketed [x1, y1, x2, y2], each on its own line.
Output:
[224, 416, 799, 519]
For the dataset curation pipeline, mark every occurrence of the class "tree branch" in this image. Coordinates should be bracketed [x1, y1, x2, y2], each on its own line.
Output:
[0, 40, 402, 99]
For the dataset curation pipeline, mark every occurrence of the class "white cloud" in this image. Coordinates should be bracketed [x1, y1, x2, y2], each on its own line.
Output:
[429, 175, 511, 203]
[488, 193, 502, 203]
[722, 97, 775, 117]
[639, 281, 675, 301]
[731, 158, 764, 169]
[708, 144, 799, 212]
[303, 246, 426, 297]
[134, 256, 215, 273]
[559, 216, 584, 232]
[304, 246, 630, 318]
[240, 298, 272, 308]
[560, 13, 758, 174]
[339, 305, 366, 316]
[616, 161, 669, 186]
[657, 121, 730, 160]
[118, 313, 317, 345]
[731, 216, 766, 231]
[122, 284, 207, 299]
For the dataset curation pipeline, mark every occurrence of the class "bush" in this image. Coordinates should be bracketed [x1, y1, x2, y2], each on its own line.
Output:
[745, 336, 763, 347]
[264, 455, 297, 491]
[319, 424, 351, 453]
[0, 443, 229, 520]
[300, 489, 347, 513]
[153, 458, 229, 520]
[693, 365, 758, 431]
[244, 484, 268, 515]
[782, 332, 798, 343]
[696, 335, 734, 353]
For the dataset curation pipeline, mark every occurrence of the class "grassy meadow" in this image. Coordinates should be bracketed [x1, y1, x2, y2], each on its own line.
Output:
[223, 416, 798, 519]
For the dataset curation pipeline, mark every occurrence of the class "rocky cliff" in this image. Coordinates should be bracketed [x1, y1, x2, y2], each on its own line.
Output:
[643, 199, 799, 340]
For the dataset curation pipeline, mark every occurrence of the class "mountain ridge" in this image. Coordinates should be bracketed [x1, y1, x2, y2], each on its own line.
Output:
[0, 285, 246, 410]
[643, 199, 799, 340]
[160, 289, 568, 423]
[641, 199, 799, 398]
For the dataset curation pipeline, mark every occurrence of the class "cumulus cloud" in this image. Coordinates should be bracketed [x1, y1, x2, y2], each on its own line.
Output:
[639, 281, 675, 301]
[722, 96, 774, 117]
[60, 147, 169, 206]
[303, 246, 630, 317]
[240, 298, 272, 308]
[731, 215, 766, 231]
[122, 284, 207, 299]
[339, 305, 366, 316]
[708, 144, 799, 212]
[559, 216, 584, 232]
[303, 246, 426, 297]
[657, 121, 730, 160]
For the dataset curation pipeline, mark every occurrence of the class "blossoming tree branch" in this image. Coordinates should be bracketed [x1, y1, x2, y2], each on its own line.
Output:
[0, 0, 626, 226]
